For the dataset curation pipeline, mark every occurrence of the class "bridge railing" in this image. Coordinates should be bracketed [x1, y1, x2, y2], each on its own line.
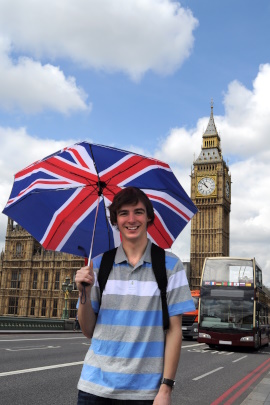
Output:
[0, 316, 74, 330]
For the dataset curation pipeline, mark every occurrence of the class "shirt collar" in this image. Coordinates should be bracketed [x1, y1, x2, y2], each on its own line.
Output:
[115, 239, 152, 265]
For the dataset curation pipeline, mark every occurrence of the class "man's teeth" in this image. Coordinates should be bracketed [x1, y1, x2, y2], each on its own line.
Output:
[127, 226, 138, 230]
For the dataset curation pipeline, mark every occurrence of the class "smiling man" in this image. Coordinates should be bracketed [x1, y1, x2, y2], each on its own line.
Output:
[75, 187, 195, 405]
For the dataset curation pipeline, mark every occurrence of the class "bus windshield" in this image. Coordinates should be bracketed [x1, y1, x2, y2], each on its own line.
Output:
[200, 298, 253, 331]
[203, 258, 254, 285]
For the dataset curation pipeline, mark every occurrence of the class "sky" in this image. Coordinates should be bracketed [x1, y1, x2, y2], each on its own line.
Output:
[0, 1, 270, 284]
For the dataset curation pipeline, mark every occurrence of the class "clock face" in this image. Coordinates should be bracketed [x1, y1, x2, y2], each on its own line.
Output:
[226, 181, 230, 198]
[197, 177, 215, 196]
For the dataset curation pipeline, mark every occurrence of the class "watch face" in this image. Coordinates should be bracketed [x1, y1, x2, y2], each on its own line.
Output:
[226, 181, 230, 198]
[197, 177, 215, 196]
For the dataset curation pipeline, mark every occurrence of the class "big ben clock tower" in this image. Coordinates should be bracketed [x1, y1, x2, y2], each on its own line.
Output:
[190, 103, 231, 289]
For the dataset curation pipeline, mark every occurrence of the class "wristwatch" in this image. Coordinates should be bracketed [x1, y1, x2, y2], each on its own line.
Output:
[161, 378, 175, 390]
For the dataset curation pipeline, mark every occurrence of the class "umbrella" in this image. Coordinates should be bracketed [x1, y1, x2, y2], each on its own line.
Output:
[3, 141, 198, 262]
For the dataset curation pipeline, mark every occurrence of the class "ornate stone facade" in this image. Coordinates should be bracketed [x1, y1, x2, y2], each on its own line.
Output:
[0, 218, 84, 318]
[190, 104, 231, 289]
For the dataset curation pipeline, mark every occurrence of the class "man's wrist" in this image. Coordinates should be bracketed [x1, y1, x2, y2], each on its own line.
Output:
[159, 382, 173, 396]
[160, 378, 175, 390]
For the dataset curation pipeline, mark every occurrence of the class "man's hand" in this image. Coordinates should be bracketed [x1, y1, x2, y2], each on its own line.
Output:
[75, 260, 94, 294]
[75, 260, 96, 338]
[153, 384, 172, 405]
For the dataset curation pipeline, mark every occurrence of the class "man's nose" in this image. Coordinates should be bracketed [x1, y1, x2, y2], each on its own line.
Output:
[127, 212, 136, 222]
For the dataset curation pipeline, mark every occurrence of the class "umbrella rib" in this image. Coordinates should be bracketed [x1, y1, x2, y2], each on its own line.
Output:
[103, 200, 113, 251]
[102, 183, 119, 251]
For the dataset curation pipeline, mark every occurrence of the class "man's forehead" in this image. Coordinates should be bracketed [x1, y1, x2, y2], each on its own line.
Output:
[117, 201, 146, 211]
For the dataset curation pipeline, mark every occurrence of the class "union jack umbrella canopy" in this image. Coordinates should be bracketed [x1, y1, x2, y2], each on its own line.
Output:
[3, 142, 198, 260]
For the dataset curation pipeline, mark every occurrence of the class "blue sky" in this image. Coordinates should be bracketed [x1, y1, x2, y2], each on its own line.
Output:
[0, 1, 270, 283]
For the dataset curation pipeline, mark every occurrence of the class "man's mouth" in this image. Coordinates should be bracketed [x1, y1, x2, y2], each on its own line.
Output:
[126, 226, 139, 230]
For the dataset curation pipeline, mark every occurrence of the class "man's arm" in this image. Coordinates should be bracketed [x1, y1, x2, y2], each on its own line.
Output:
[75, 262, 97, 339]
[154, 315, 183, 405]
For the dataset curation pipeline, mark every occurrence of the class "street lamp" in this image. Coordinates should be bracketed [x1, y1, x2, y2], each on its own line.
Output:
[61, 276, 73, 319]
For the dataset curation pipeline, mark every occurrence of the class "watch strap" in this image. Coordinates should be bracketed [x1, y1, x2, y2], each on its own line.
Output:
[161, 378, 175, 389]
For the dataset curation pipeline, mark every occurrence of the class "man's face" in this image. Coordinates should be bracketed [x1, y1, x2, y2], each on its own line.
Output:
[116, 201, 150, 243]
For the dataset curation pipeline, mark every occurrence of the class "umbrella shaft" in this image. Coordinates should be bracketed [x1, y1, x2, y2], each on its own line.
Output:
[88, 197, 100, 266]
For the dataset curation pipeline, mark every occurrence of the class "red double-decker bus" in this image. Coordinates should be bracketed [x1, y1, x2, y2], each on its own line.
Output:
[198, 257, 270, 349]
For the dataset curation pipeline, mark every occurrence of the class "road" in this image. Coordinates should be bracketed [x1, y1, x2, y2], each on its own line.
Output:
[0, 333, 270, 405]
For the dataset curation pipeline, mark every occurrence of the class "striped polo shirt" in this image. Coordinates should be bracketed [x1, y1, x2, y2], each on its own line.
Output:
[77, 240, 195, 400]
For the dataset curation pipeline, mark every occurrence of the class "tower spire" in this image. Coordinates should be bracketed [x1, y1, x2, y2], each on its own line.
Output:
[194, 101, 222, 163]
[203, 99, 218, 137]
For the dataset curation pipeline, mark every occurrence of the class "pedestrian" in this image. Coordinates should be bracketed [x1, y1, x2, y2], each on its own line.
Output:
[75, 187, 195, 404]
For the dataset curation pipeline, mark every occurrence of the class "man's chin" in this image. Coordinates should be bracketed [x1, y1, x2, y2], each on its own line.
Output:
[123, 231, 141, 240]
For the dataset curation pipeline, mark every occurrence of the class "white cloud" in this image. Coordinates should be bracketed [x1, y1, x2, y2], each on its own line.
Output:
[155, 127, 201, 166]
[221, 63, 270, 157]
[0, 0, 198, 81]
[155, 64, 270, 286]
[0, 37, 90, 114]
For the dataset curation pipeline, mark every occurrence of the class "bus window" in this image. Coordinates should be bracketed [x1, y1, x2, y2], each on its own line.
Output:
[256, 266, 262, 288]
[200, 298, 253, 330]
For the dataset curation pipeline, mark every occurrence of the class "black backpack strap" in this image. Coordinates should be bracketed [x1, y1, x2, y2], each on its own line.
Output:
[151, 243, 170, 331]
[98, 248, 117, 305]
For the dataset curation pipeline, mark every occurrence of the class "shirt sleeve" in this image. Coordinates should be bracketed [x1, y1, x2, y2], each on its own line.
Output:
[165, 253, 195, 316]
[89, 254, 103, 314]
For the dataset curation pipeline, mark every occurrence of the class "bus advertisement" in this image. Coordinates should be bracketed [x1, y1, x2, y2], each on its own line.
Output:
[198, 257, 270, 349]
[182, 290, 200, 340]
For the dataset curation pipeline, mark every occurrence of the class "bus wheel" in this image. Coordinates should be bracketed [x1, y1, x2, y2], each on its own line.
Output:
[208, 344, 215, 349]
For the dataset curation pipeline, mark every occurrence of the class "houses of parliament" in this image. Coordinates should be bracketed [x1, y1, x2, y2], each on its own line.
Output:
[0, 105, 231, 319]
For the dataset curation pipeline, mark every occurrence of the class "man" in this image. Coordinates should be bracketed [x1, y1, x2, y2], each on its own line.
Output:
[75, 187, 195, 404]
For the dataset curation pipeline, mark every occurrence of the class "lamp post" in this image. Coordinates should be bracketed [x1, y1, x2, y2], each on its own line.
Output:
[61, 276, 73, 319]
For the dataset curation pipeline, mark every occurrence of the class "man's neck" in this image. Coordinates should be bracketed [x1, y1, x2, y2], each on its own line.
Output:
[122, 237, 148, 267]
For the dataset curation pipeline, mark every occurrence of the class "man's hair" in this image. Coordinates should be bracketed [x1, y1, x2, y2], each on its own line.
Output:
[109, 187, 155, 226]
